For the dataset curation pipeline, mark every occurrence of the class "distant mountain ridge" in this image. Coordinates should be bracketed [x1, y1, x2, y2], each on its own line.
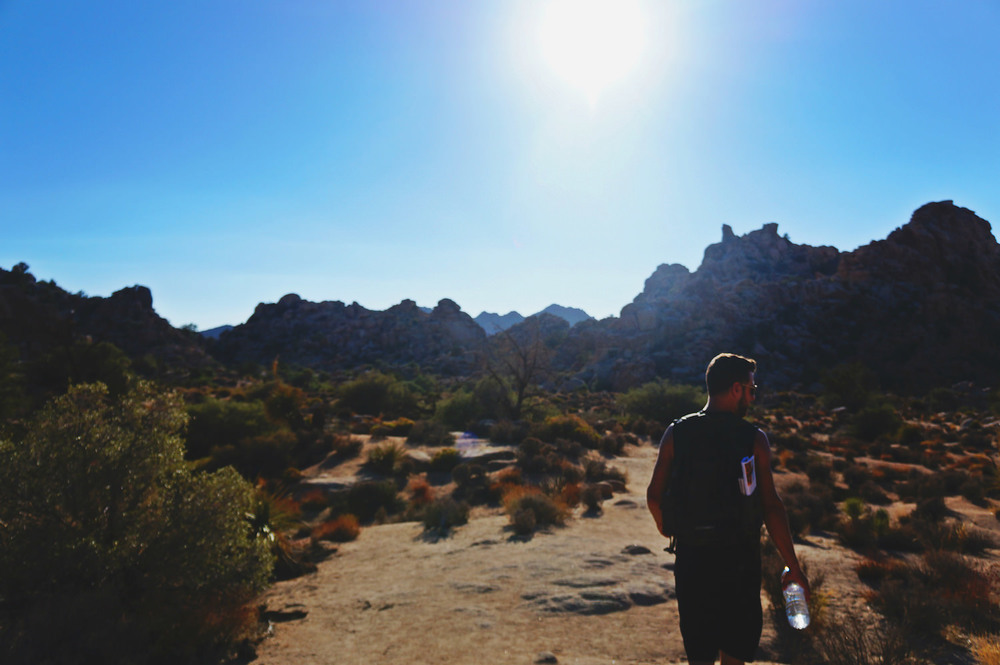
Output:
[3, 201, 999, 393]
[474, 305, 593, 335]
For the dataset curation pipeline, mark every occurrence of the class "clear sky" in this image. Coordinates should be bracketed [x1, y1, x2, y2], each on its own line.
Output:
[2, 1, 998, 330]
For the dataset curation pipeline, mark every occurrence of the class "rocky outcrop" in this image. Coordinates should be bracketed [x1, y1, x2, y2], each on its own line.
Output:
[210, 295, 486, 375]
[6, 201, 997, 394]
[559, 201, 1000, 393]
[0, 264, 214, 380]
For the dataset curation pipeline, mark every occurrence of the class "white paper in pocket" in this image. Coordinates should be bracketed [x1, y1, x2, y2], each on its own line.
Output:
[738, 455, 757, 496]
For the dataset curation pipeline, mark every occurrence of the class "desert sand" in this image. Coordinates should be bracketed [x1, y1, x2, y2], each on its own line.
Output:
[253, 441, 919, 665]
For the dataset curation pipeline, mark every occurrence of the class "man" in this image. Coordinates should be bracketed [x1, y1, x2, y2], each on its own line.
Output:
[646, 353, 808, 665]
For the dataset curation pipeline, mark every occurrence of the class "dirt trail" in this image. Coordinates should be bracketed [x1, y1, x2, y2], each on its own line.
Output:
[255, 445, 910, 665]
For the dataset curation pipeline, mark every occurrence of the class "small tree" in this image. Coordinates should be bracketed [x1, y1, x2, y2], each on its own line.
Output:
[0, 382, 274, 664]
[618, 379, 705, 429]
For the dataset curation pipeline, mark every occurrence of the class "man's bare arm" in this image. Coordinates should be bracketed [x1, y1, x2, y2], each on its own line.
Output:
[646, 425, 674, 537]
[755, 430, 809, 596]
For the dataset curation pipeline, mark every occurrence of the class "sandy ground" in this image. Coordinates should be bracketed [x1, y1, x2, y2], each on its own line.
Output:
[253, 444, 991, 665]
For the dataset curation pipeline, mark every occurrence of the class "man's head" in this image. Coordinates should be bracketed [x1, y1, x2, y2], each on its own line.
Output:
[705, 353, 757, 416]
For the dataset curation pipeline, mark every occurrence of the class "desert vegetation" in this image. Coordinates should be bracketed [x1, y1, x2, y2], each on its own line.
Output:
[3, 320, 1000, 664]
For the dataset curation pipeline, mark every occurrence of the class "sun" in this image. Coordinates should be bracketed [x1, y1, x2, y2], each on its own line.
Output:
[536, 0, 647, 106]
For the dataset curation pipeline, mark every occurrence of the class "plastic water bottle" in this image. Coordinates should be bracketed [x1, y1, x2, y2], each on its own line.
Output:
[782, 567, 810, 629]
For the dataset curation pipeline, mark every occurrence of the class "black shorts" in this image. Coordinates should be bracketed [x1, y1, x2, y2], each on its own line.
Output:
[674, 540, 762, 663]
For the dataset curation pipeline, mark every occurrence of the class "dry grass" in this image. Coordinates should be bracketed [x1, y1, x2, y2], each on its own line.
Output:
[972, 635, 1000, 665]
[311, 514, 361, 543]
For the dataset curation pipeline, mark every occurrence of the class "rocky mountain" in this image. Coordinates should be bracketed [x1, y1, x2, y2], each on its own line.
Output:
[5, 201, 997, 394]
[552, 201, 1000, 393]
[474, 311, 525, 334]
[0, 264, 215, 383]
[475, 304, 593, 334]
[200, 325, 233, 340]
[210, 295, 485, 376]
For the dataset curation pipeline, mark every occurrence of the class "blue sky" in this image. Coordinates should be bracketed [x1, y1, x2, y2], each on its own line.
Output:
[2, 1, 998, 330]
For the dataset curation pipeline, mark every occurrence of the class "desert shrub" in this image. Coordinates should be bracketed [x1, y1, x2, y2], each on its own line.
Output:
[517, 437, 561, 474]
[487, 418, 529, 444]
[913, 495, 948, 522]
[209, 427, 299, 479]
[843, 463, 872, 488]
[406, 476, 434, 506]
[535, 414, 601, 449]
[406, 419, 455, 446]
[451, 462, 495, 504]
[822, 362, 878, 410]
[869, 550, 999, 641]
[365, 441, 407, 476]
[0, 382, 274, 665]
[263, 381, 307, 428]
[897, 423, 927, 446]
[858, 480, 891, 505]
[814, 611, 914, 665]
[559, 481, 582, 508]
[584, 457, 627, 485]
[837, 499, 912, 551]
[371, 417, 416, 439]
[599, 432, 628, 456]
[781, 482, 838, 536]
[335, 480, 404, 524]
[925, 386, 962, 412]
[855, 557, 908, 586]
[960, 474, 991, 506]
[433, 390, 482, 430]
[850, 403, 903, 442]
[421, 497, 470, 533]
[581, 484, 604, 513]
[298, 489, 329, 512]
[618, 379, 705, 429]
[429, 447, 462, 473]
[331, 433, 363, 460]
[185, 396, 275, 460]
[905, 515, 996, 555]
[311, 514, 361, 543]
[502, 486, 568, 534]
[338, 371, 418, 418]
[805, 458, 833, 485]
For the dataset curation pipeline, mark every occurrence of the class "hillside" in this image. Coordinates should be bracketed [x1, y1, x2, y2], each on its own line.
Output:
[3, 201, 998, 393]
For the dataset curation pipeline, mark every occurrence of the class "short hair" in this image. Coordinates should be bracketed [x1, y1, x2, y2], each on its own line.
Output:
[705, 353, 757, 396]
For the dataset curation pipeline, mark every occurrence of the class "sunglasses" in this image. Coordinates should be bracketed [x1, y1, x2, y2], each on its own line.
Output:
[741, 382, 758, 398]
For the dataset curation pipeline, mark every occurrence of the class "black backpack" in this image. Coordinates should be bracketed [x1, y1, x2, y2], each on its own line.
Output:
[661, 411, 763, 551]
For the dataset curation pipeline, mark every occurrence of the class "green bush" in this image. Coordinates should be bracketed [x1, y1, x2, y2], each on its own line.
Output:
[338, 371, 418, 418]
[336, 480, 405, 524]
[584, 457, 627, 485]
[618, 379, 705, 428]
[535, 414, 601, 449]
[850, 402, 903, 442]
[0, 383, 274, 664]
[421, 497, 470, 533]
[434, 390, 482, 430]
[185, 397, 275, 460]
[429, 447, 462, 473]
[365, 441, 407, 476]
[822, 362, 878, 410]
[406, 419, 456, 446]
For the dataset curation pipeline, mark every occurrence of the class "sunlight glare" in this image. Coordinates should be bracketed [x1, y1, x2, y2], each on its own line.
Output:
[537, 0, 647, 106]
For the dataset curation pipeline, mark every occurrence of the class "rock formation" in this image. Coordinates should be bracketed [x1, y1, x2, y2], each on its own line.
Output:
[5, 201, 998, 394]
[556, 201, 1000, 393]
[210, 295, 486, 376]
